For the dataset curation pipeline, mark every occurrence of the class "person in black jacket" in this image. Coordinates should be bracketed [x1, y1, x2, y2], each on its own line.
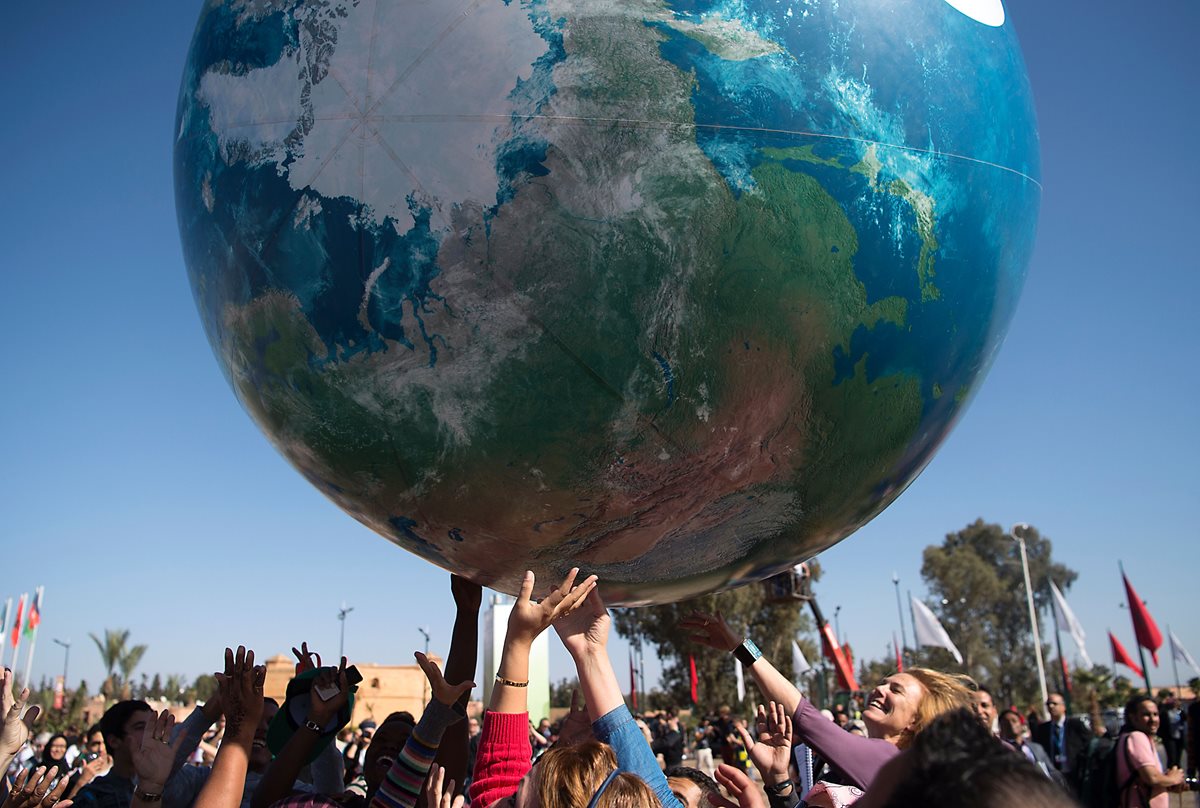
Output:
[1031, 693, 1090, 793]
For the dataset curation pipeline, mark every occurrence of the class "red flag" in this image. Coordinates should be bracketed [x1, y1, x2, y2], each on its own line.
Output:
[24, 590, 41, 636]
[1060, 656, 1072, 694]
[689, 655, 698, 705]
[893, 634, 903, 673]
[1122, 571, 1163, 666]
[629, 653, 638, 711]
[10, 595, 23, 648]
[1110, 631, 1144, 678]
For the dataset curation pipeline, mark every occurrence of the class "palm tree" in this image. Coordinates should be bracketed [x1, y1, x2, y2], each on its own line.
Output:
[90, 629, 148, 695]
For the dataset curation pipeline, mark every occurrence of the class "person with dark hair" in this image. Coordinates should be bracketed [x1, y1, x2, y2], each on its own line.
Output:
[40, 735, 72, 780]
[1032, 692, 1089, 791]
[855, 707, 1078, 808]
[996, 709, 1066, 788]
[1115, 695, 1185, 808]
[652, 714, 685, 771]
[973, 686, 998, 736]
[665, 767, 719, 808]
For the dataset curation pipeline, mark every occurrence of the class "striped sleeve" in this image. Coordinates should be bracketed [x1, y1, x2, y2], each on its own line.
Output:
[371, 700, 464, 808]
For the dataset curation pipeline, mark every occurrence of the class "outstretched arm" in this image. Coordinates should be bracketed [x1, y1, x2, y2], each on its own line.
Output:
[681, 611, 802, 716]
[431, 576, 481, 792]
[250, 660, 350, 808]
[370, 654, 472, 808]
[0, 669, 41, 776]
[554, 588, 683, 808]
[193, 647, 266, 808]
[469, 569, 595, 808]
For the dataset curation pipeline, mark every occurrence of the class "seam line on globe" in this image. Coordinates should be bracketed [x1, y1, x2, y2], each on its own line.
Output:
[197, 113, 1041, 188]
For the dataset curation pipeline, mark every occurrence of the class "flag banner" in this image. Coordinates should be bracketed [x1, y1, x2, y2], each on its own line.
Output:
[1110, 631, 1144, 678]
[791, 640, 811, 678]
[910, 596, 964, 664]
[894, 634, 903, 673]
[0, 599, 10, 652]
[1122, 570, 1163, 666]
[735, 658, 746, 703]
[1050, 580, 1093, 668]
[53, 676, 64, 711]
[10, 595, 24, 649]
[688, 655, 699, 705]
[1170, 629, 1200, 676]
[24, 589, 41, 636]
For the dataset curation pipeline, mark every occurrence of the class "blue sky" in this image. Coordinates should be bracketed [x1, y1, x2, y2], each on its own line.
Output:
[1, 0, 1197, 701]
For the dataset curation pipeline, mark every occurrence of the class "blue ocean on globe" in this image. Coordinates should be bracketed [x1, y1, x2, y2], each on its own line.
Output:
[175, 0, 1039, 604]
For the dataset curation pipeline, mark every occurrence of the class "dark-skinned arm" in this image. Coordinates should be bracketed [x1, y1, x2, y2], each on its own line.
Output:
[250, 660, 350, 808]
[193, 648, 266, 808]
[431, 575, 481, 794]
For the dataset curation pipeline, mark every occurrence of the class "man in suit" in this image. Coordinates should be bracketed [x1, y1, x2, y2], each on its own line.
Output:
[1032, 692, 1090, 794]
[999, 709, 1070, 790]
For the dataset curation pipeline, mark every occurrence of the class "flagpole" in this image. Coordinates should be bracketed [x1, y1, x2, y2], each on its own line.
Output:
[1012, 525, 1049, 715]
[1119, 562, 1154, 694]
[1168, 624, 1182, 699]
[1053, 610, 1071, 714]
[0, 598, 10, 668]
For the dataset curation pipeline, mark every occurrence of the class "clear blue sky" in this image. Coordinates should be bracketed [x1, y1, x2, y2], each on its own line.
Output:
[1, 1, 1196, 700]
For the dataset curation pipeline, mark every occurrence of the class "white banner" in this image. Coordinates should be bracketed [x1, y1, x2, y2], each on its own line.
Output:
[1170, 629, 1200, 676]
[910, 596, 963, 664]
[1050, 580, 1093, 668]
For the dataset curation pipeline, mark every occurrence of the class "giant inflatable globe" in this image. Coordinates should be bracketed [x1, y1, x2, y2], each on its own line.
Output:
[175, 0, 1039, 604]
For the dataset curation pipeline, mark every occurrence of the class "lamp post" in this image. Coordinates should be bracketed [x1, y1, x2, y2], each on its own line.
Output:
[1011, 523, 1049, 716]
[52, 638, 70, 700]
[833, 606, 842, 645]
[338, 603, 354, 659]
[418, 627, 431, 655]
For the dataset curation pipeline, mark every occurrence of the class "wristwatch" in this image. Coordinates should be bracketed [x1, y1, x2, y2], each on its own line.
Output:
[764, 780, 795, 796]
[732, 637, 763, 667]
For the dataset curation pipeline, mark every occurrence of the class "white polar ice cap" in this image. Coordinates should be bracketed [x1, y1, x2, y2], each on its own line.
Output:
[941, 0, 1005, 26]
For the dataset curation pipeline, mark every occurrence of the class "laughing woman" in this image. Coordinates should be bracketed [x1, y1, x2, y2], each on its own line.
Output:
[681, 611, 974, 805]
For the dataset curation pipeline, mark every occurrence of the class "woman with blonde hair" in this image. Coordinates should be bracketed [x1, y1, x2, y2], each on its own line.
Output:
[682, 612, 974, 804]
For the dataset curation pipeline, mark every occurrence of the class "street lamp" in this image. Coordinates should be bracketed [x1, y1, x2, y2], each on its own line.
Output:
[52, 638, 70, 698]
[833, 605, 842, 645]
[1011, 523, 1049, 716]
[892, 572, 910, 662]
[418, 627, 431, 655]
[338, 603, 354, 659]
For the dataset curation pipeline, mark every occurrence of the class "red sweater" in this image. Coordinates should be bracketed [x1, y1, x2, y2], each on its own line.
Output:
[469, 712, 532, 808]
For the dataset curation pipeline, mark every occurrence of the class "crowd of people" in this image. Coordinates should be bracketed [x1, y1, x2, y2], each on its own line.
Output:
[1, 573, 1196, 808]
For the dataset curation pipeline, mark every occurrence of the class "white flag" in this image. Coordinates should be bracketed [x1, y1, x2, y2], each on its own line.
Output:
[1170, 629, 1200, 675]
[1050, 580, 1093, 668]
[910, 596, 963, 664]
[792, 640, 812, 677]
[735, 658, 746, 703]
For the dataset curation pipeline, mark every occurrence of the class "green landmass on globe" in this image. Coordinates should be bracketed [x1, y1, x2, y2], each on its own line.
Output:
[174, 0, 1040, 604]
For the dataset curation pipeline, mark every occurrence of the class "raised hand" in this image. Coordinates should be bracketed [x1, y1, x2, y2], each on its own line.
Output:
[291, 642, 321, 674]
[680, 610, 740, 653]
[737, 702, 793, 787]
[554, 689, 594, 748]
[506, 568, 598, 646]
[423, 764, 465, 808]
[1, 668, 40, 760]
[3, 766, 73, 808]
[307, 656, 350, 728]
[132, 709, 184, 793]
[552, 587, 610, 659]
[414, 652, 475, 707]
[708, 763, 766, 808]
[450, 575, 482, 614]
[215, 646, 266, 743]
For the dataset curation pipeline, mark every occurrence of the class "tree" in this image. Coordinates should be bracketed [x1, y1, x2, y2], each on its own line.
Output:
[89, 628, 148, 695]
[919, 519, 1077, 708]
[549, 677, 580, 709]
[613, 565, 822, 714]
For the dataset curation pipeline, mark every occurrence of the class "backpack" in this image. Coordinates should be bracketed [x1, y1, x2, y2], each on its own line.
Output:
[1079, 733, 1146, 808]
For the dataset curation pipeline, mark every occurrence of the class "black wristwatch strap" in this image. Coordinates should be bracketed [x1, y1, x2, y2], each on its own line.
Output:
[732, 637, 762, 667]
[764, 780, 794, 795]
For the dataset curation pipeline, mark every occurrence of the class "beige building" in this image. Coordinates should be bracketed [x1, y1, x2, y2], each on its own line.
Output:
[262, 654, 444, 728]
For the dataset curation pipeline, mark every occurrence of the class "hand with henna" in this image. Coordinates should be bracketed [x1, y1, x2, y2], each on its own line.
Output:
[3, 766, 73, 808]
[131, 710, 186, 797]
[215, 646, 266, 745]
